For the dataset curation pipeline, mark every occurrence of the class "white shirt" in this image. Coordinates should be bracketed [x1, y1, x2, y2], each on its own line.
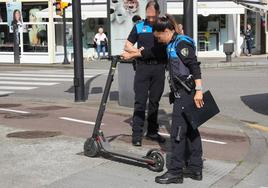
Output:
[94, 33, 107, 45]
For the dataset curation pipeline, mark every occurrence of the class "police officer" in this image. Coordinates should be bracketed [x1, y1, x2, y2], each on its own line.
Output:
[121, 0, 166, 146]
[153, 15, 203, 184]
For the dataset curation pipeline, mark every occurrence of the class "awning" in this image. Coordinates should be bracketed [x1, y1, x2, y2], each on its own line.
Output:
[37, 1, 246, 19]
[167, 1, 245, 15]
[237, 2, 268, 13]
[36, 4, 107, 19]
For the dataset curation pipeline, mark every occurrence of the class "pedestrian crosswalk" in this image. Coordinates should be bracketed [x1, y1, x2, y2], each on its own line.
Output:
[0, 69, 108, 96]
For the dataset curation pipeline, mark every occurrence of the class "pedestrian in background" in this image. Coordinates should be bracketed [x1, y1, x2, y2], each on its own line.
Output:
[121, 0, 167, 147]
[94, 27, 108, 59]
[244, 24, 253, 56]
[153, 15, 203, 184]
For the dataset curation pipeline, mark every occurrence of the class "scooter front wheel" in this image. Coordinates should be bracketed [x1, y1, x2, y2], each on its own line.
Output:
[84, 137, 100, 157]
[146, 150, 165, 172]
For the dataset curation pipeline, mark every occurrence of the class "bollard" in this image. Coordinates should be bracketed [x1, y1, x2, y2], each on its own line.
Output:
[224, 42, 234, 62]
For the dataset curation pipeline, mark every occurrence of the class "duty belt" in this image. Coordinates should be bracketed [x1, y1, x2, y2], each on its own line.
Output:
[137, 59, 159, 65]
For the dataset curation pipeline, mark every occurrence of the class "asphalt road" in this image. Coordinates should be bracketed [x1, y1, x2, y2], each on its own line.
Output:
[1, 65, 267, 127]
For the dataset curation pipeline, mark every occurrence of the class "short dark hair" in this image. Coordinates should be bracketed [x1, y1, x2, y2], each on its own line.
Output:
[132, 15, 141, 23]
[146, 0, 160, 13]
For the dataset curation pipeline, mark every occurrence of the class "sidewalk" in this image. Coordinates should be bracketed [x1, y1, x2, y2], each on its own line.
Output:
[0, 55, 267, 187]
[0, 98, 267, 188]
[0, 54, 267, 70]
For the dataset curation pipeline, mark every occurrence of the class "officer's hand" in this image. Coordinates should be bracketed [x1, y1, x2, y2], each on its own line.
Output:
[194, 91, 204, 108]
[138, 46, 144, 52]
[121, 51, 133, 60]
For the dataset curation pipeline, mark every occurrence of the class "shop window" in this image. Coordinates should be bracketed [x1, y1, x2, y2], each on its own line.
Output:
[22, 2, 48, 22]
[0, 3, 7, 22]
[198, 15, 223, 51]
[0, 24, 15, 52]
[0, 2, 48, 52]
[22, 2, 48, 52]
[23, 24, 48, 52]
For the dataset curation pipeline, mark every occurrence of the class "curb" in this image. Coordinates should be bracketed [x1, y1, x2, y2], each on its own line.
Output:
[0, 61, 267, 70]
[201, 61, 268, 68]
[211, 122, 267, 188]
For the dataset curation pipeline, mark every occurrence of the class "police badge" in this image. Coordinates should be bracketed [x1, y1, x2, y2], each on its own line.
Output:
[180, 48, 189, 57]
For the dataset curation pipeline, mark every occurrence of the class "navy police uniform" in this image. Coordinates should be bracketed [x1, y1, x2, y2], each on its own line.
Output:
[166, 33, 203, 174]
[127, 19, 166, 143]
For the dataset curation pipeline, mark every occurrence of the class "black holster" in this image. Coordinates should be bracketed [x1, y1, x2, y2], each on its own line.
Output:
[174, 75, 195, 93]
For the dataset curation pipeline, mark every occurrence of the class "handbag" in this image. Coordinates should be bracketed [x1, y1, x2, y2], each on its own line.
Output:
[182, 90, 220, 129]
[100, 39, 107, 47]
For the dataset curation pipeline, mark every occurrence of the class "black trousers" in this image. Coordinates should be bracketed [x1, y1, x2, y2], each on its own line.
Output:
[246, 40, 252, 54]
[132, 63, 165, 139]
[167, 90, 203, 173]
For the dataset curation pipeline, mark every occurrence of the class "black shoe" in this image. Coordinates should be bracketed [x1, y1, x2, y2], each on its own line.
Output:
[183, 168, 202, 181]
[155, 171, 183, 184]
[132, 138, 142, 147]
[146, 133, 166, 143]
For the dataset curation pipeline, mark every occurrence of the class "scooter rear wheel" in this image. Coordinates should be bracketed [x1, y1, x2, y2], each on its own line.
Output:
[84, 138, 100, 157]
[146, 150, 164, 172]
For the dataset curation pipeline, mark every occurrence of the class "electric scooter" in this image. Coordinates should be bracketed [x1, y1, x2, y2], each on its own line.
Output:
[84, 55, 165, 172]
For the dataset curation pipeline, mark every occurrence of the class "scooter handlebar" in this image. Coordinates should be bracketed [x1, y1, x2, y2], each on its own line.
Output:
[110, 55, 136, 64]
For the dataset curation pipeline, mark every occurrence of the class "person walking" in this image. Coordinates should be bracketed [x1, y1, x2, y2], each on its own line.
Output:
[94, 27, 108, 59]
[153, 15, 203, 184]
[244, 24, 253, 56]
[121, 0, 167, 147]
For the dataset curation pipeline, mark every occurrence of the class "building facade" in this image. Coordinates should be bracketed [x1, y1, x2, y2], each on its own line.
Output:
[0, 0, 267, 63]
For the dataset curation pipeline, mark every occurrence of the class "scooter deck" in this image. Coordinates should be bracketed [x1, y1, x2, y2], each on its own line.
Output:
[100, 140, 154, 164]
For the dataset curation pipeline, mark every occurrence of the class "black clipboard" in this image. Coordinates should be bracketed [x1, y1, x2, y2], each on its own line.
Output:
[183, 90, 220, 129]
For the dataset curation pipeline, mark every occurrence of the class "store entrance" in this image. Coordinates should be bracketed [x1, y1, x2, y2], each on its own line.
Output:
[198, 15, 226, 52]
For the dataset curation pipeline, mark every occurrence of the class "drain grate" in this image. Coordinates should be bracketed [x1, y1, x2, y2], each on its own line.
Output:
[4, 113, 48, 119]
[0, 104, 21, 108]
[29, 105, 69, 111]
[7, 131, 61, 139]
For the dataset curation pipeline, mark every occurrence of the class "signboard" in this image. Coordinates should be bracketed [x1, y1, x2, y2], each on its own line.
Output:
[6, 1, 22, 32]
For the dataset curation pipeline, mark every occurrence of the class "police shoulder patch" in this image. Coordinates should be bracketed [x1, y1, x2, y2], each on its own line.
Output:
[180, 48, 189, 57]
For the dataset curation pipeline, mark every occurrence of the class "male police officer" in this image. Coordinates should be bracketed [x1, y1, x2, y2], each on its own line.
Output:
[122, 0, 167, 146]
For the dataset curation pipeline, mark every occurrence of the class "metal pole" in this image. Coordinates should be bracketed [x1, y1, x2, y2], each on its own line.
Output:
[13, 24, 20, 64]
[72, 0, 85, 102]
[62, 8, 70, 64]
[107, 0, 111, 58]
[183, 0, 193, 38]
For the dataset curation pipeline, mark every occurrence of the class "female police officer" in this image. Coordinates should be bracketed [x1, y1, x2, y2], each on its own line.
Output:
[153, 15, 204, 184]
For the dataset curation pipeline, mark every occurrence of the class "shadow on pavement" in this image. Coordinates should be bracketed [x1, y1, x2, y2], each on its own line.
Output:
[100, 152, 153, 171]
[64, 75, 101, 100]
[241, 93, 268, 115]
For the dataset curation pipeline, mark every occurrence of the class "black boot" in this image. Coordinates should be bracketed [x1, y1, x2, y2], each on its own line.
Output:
[132, 139, 142, 146]
[132, 130, 142, 147]
[146, 132, 166, 143]
[155, 171, 183, 184]
[183, 168, 202, 181]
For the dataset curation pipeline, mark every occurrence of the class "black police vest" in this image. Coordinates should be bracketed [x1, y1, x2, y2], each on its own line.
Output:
[135, 20, 154, 50]
[167, 35, 195, 79]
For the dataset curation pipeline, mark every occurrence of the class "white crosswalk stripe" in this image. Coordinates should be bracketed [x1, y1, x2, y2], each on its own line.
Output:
[0, 81, 58, 86]
[0, 69, 107, 96]
[0, 73, 93, 78]
[0, 86, 38, 90]
[0, 91, 14, 96]
[0, 77, 73, 81]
